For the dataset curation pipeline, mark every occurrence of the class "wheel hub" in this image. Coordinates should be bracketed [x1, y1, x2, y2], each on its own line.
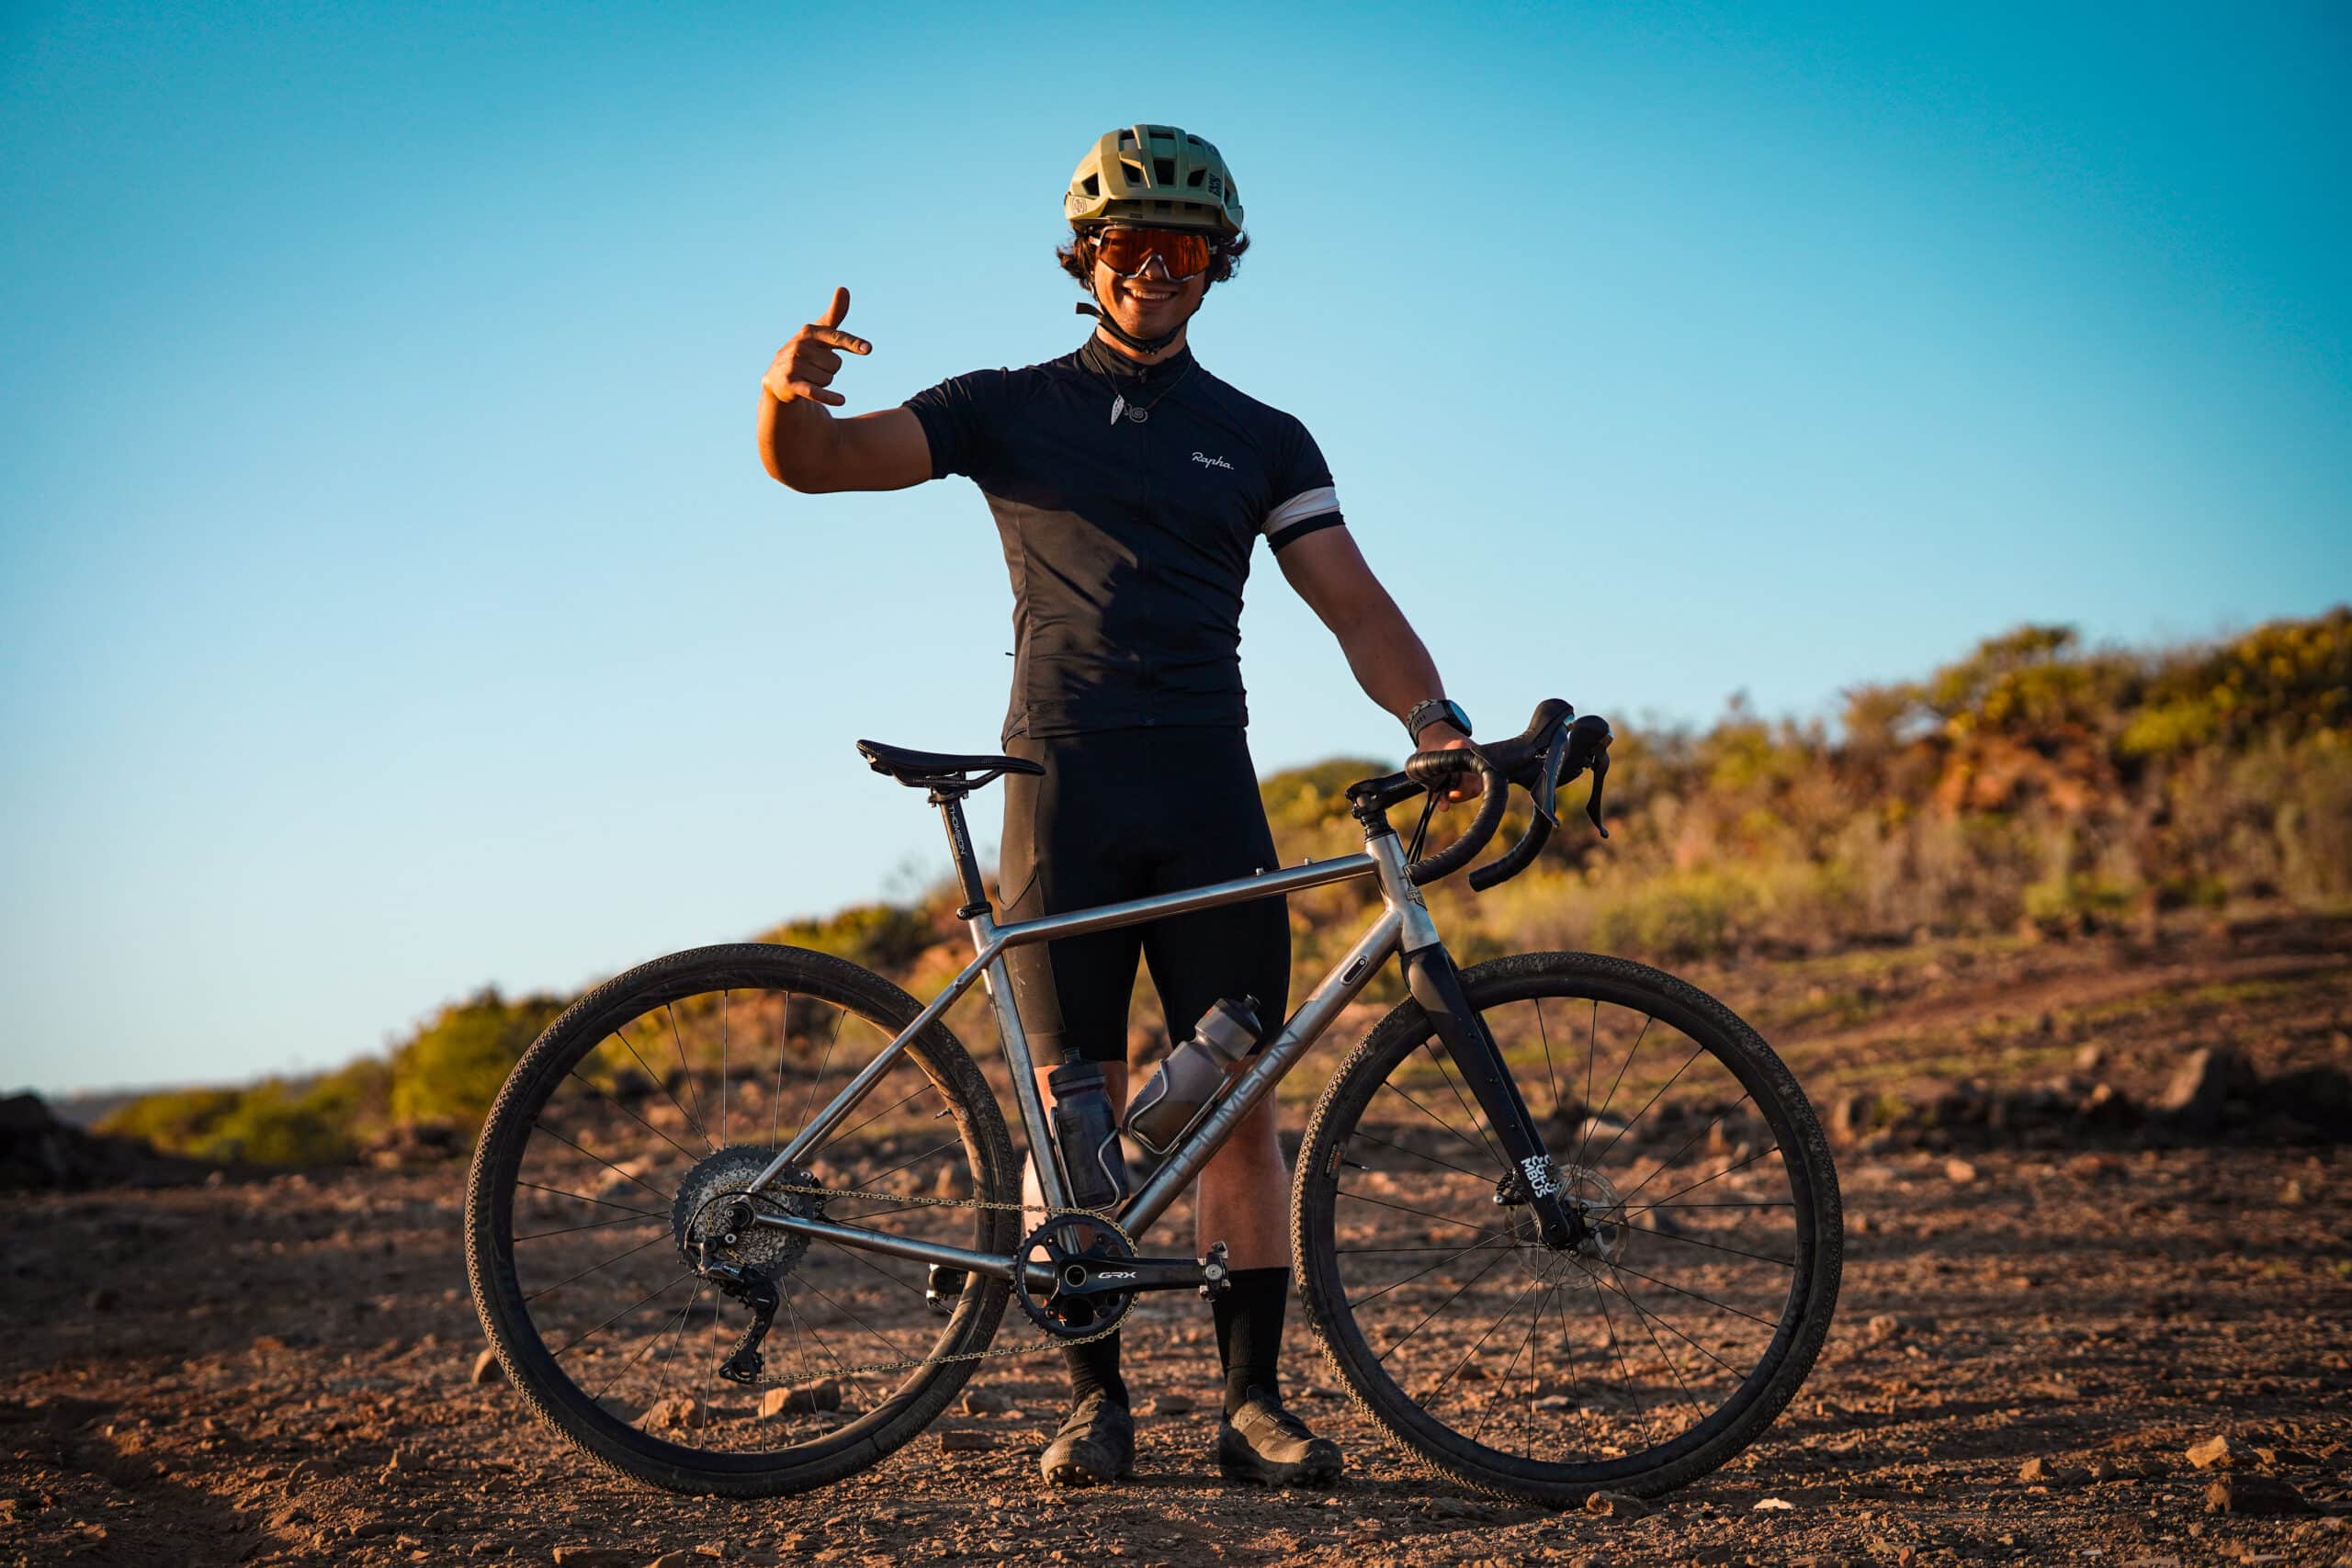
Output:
[1511, 1164, 1628, 1281]
[670, 1145, 822, 1279]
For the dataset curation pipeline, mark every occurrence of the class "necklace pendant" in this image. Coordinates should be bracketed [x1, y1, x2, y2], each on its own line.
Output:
[1108, 393, 1125, 425]
[1126, 406, 1149, 423]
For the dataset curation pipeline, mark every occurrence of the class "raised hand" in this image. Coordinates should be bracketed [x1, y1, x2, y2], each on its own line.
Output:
[763, 287, 873, 407]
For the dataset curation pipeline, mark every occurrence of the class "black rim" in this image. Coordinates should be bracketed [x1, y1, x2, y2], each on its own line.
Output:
[1306, 962, 1830, 1486]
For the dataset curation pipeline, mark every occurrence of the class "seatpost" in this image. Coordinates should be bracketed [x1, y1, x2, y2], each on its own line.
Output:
[929, 789, 990, 920]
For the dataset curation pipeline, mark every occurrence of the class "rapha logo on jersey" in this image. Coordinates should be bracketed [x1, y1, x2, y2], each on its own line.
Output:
[1192, 452, 1235, 471]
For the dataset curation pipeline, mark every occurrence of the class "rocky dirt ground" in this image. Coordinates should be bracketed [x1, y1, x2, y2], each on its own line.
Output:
[4, 914, 2347, 1567]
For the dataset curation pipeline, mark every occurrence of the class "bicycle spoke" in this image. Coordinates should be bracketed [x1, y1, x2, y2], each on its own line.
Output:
[516, 1180, 667, 1219]
[1374, 1244, 1517, 1365]
[523, 1232, 673, 1305]
[1612, 1091, 1753, 1208]
[1375, 1078, 1500, 1167]
[1349, 1127, 1492, 1183]
[665, 1004, 713, 1153]
[1347, 1235, 1511, 1310]
[1422, 1042, 1505, 1168]
[1533, 998, 1563, 1124]
[548, 1269, 695, 1361]
[515, 1212, 666, 1243]
[1336, 1186, 1514, 1242]
[609, 1022, 710, 1153]
[1617, 1218, 1795, 1269]
[566, 1068, 706, 1165]
[1600, 1257, 1782, 1330]
[1572, 1012, 1650, 1171]
[770, 990, 793, 1147]
[1588, 1038, 1709, 1171]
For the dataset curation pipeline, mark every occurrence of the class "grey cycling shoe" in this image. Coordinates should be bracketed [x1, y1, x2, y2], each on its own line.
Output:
[1040, 1393, 1135, 1487]
[1216, 1388, 1343, 1486]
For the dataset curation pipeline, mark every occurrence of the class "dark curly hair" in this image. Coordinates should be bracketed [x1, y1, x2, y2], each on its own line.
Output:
[1055, 227, 1250, 288]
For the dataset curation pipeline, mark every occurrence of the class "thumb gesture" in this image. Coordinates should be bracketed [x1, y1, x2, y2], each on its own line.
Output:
[765, 286, 873, 407]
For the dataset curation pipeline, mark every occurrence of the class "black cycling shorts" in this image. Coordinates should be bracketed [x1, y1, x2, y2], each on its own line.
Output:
[997, 727, 1290, 1066]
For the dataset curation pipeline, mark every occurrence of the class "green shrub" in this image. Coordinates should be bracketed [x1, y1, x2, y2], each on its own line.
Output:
[388, 987, 567, 1129]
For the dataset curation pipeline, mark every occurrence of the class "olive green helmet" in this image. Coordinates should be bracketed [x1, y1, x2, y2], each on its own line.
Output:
[1064, 124, 1243, 237]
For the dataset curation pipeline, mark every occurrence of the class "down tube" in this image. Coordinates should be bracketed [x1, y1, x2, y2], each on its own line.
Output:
[1121, 907, 1404, 1238]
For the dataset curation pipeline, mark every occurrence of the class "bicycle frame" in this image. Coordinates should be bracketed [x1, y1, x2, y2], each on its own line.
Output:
[735, 767, 1585, 1292]
[736, 795, 1460, 1286]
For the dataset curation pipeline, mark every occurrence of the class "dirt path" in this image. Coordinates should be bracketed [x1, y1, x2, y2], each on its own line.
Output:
[5, 926, 2347, 1567]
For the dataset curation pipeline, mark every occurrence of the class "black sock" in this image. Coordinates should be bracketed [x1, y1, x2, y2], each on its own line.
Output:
[1062, 1330, 1126, 1409]
[1212, 1267, 1290, 1417]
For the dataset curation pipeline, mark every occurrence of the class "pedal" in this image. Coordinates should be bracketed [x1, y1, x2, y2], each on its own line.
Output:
[1198, 1239, 1230, 1299]
[925, 1263, 967, 1317]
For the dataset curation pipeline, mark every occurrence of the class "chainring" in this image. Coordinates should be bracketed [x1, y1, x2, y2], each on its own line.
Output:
[1012, 1213, 1138, 1340]
[670, 1145, 823, 1280]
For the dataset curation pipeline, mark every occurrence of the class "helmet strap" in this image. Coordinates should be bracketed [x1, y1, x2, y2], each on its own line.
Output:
[1075, 250, 1197, 355]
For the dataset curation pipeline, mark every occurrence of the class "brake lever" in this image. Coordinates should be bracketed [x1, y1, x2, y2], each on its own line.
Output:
[1585, 745, 1611, 839]
[1526, 728, 1568, 829]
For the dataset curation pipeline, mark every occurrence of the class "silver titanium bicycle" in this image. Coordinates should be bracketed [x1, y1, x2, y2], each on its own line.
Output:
[463, 700, 1842, 1504]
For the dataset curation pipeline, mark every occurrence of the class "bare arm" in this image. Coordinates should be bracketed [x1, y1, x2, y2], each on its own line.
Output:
[1275, 525, 1482, 802]
[756, 286, 934, 493]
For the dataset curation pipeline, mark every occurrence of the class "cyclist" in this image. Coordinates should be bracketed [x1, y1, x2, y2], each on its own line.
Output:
[756, 123, 1479, 1489]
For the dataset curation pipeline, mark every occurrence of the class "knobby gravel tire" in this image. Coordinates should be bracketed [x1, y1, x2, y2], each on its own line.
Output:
[1290, 950, 1841, 1507]
[464, 942, 1018, 1496]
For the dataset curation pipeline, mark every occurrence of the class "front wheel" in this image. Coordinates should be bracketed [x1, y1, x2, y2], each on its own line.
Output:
[1291, 951, 1840, 1506]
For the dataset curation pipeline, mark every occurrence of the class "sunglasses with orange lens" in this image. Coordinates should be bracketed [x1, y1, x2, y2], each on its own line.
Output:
[1091, 226, 1215, 281]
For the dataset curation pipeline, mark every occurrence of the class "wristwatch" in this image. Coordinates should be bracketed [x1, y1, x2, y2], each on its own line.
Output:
[1404, 697, 1472, 746]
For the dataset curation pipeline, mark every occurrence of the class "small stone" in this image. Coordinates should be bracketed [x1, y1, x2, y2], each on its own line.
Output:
[1942, 1157, 1978, 1185]
[940, 1430, 997, 1453]
[961, 1387, 1012, 1416]
[1146, 1392, 1195, 1416]
[1752, 1496, 1796, 1511]
[471, 1349, 505, 1385]
[642, 1397, 710, 1431]
[649, 1554, 703, 1568]
[755, 1380, 841, 1418]
[2205, 1475, 2314, 1516]
[1532, 1394, 1573, 1411]
[550, 1550, 633, 1568]
[2018, 1457, 2052, 1483]
[1866, 1314, 1904, 1345]
[1583, 1490, 1651, 1518]
[2075, 1043, 2106, 1072]
[2187, 1434, 2255, 1471]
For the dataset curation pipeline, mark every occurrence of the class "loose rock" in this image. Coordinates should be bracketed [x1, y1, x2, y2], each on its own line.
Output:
[549, 1550, 634, 1568]
[2187, 1434, 2255, 1471]
[1583, 1490, 1652, 1519]
[1146, 1392, 1195, 1416]
[643, 1397, 710, 1431]
[756, 1380, 842, 1418]
[2205, 1475, 2314, 1516]
[1942, 1157, 1978, 1184]
[961, 1387, 1012, 1416]
[470, 1348, 504, 1385]
[940, 1430, 997, 1453]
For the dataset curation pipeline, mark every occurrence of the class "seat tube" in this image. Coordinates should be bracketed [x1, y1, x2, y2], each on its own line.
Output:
[933, 789, 990, 919]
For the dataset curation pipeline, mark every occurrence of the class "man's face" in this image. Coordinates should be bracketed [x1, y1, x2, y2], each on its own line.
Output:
[1090, 231, 1210, 343]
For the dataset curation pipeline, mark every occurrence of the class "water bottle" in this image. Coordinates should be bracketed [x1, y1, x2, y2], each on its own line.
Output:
[1124, 996, 1261, 1157]
[1046, 1060, 1131, 1212]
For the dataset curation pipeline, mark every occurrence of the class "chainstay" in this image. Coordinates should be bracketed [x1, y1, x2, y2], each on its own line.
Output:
[745, 1179, 1135, 1380]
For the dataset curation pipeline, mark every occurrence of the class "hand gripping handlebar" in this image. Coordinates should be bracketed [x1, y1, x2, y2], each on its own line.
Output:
[1350, 700, 1612, 889]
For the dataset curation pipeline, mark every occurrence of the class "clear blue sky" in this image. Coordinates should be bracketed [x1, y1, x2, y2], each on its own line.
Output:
[3, 2, 2346, 1097]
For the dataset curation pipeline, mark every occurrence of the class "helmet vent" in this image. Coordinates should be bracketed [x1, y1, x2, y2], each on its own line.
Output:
[1153, 157, 1176, 185]
[1117, 130, 1137, 147]
[1185, 167, 1206, 187]
[1080, 174, 1100, 197]
[1121, 158, 1146, 186]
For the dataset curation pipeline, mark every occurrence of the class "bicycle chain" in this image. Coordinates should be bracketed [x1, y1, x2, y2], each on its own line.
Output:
[738, 1179, 1136, 1383]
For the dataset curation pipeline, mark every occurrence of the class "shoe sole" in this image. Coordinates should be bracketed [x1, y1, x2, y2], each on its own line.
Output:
[1043, 1457, 1135, 1487]
[1216, 1438, 1343, 1487]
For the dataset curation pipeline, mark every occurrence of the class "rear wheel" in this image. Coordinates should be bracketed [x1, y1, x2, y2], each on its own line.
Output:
[1292, 951, 1840, 1505]
[464, 943, 1018, 1495]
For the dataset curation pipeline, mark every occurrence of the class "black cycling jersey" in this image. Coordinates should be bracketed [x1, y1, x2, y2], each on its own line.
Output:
[906, 335, 1346, 744]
